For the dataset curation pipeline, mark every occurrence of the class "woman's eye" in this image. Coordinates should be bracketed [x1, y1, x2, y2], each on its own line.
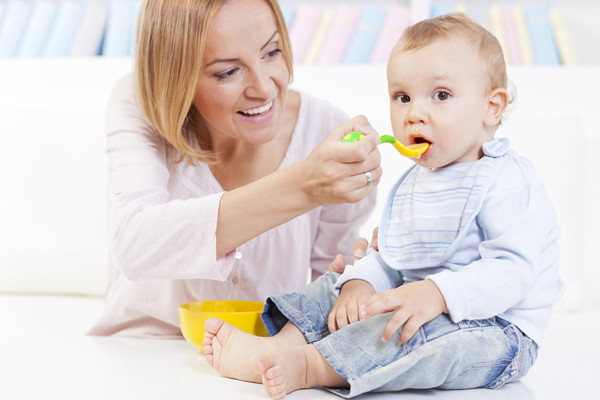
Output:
[215, 68, 238, 80]
[434, 91, 450, 101]
[265, 48, 282, 59]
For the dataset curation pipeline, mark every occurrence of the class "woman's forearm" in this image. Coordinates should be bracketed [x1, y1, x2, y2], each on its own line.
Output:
[215, 161, 319, 258]
[215, 122, 381, 258]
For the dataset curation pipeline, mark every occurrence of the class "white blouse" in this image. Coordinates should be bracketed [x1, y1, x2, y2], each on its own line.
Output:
[88, 74, 376, 337]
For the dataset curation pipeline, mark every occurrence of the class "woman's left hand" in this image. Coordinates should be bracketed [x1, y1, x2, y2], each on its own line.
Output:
[327, 228, 379, 273]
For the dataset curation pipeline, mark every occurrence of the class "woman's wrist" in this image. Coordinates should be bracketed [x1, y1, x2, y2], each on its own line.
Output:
[287, 157, 329, 209]
[215, 162, 322, 258]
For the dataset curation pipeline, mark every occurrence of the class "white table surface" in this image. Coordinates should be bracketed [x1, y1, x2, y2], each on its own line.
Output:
[1, 294, 598, 400]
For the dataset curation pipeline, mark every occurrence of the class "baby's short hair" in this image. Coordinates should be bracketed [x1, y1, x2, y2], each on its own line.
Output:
[395, 13, 507, 92]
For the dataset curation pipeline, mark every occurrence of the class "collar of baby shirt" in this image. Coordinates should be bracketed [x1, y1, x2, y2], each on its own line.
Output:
[378, 138, 510, 270]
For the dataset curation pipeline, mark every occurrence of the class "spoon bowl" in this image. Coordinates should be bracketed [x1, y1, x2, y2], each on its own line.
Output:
[379, 134, 429, 159]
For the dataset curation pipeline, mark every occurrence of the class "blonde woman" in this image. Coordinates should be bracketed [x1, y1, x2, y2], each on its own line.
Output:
[89, 0, 381, 337]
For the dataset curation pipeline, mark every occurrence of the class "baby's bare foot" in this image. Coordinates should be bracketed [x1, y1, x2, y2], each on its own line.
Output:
[254, 348, 308, 399]
[203, 318, 276, 383]
[254, 345, 350, 399]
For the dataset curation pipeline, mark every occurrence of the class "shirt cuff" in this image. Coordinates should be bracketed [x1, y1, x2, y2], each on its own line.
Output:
[427, 270, 469, 322]
[332, 250, 399, 296]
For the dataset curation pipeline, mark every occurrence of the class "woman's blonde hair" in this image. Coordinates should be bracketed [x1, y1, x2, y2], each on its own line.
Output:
[134, 0, 293, 164]
[396, 13, 507, 92]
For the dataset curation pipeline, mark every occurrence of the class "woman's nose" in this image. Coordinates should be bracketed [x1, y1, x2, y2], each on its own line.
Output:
[245, 68, 271, 98]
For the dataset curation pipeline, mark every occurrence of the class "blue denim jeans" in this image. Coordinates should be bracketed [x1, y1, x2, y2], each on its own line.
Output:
[262, 272, 538, 398]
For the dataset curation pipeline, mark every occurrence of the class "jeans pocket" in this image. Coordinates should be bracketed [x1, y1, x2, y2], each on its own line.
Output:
[485, 358, 520, 389]
[484, 325, 537, 389]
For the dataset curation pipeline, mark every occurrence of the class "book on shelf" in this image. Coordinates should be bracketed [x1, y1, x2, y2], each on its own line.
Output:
[128, 0, 142, 55]
[459, 1, 489, 31]
[421, 2, 571, 67]
[455, 3, 467, 14]
[42, 0, 85, 57]
[558, 4, 599, 65]
[16, 0, 57, 57]
[316, 3, 359, 64]
[548, 7, 576, 66]
[343, 4, 385, 64]
[488, 4, 510, 65]
[430, 1, 456, 18]
[369, 3, 410, 64]
[287, 2, 321, 64]
[411, 0, 431, 23]
[303, 7, 334, 64]
[429, 2, 468, 17]
[279, 3, 295, 28]
[70, 1, 109, 56]
[501, 5, 521, 65]
[0, 0, 32, 58]
[512, 5, 535, 65]
[525, 4, 560, 65]
[102, 0, 136, 57]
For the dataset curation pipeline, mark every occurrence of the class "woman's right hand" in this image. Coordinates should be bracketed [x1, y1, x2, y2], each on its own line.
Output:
[299, 115, 382, 207]
[216, 116, 381, 259]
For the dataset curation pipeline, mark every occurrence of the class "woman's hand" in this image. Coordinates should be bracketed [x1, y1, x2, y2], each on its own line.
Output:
[328, 227, 379, 273]
[328, 279, 375, 333]
[361, 279, 449, 344]
[299, 115, 382, 207]
[216, 117, 380, 259]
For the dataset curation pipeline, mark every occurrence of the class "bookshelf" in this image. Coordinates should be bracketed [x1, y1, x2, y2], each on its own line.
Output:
[424, 0, 600, 66]
[0, 0, 598, 65]
[0, 0, 138, 57]
[278, 0, 600, 66]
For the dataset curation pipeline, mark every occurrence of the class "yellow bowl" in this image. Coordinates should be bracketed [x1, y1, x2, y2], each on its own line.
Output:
[179, 300, 269, 350]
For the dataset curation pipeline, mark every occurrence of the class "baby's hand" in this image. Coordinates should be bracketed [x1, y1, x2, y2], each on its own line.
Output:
[328, 279, 375, 333]
[361, 279, 448, 344]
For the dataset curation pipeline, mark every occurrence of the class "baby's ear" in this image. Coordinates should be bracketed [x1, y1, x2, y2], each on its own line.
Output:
[484, 88, 508, 127]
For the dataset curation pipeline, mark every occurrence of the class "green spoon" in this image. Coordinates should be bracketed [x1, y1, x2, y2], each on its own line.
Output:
[342, 131, 429, 159]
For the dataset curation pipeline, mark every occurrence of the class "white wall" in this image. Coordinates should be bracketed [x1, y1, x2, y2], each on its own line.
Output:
[0, 60, 598, 312]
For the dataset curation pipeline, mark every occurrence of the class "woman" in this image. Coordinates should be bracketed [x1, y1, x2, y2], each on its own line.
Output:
[89, 0, 381, 337]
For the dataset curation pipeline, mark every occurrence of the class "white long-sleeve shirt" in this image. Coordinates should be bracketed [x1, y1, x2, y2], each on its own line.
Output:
[88, 75, 376, 337]
[334, 139, 563, 344]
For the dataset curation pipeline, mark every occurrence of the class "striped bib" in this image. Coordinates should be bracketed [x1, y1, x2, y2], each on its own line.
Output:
[379, 139, 509, 270]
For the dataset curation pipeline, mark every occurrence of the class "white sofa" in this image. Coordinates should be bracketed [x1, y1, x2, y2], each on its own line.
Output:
[1, 59, 598, 399]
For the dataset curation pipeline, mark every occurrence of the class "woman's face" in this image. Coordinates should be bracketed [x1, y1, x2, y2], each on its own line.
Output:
[193, 0, 290, 145]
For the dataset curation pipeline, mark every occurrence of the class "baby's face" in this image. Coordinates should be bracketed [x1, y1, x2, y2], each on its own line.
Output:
[387, 36, 495, 169]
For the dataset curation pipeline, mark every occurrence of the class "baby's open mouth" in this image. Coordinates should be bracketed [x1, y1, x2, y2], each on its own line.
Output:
[412, 136, 432, 145]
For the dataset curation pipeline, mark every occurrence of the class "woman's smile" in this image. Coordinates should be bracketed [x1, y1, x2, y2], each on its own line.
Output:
[237, 99, 276, 125]
[239, 100, 274, 116]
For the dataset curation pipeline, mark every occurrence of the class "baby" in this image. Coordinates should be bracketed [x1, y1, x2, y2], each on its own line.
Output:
[203, 13, 563, 399]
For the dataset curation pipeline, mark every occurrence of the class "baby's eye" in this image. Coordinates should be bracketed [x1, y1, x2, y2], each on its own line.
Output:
[396, 94, 410, 104]
[434, 91, 450, 101]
